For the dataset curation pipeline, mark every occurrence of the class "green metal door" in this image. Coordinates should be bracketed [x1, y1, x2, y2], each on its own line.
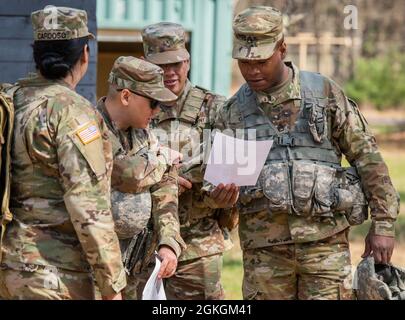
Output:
[97, 0, 233, 96]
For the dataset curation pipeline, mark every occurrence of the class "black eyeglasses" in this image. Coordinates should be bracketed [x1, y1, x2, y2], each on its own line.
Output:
[116, 89, 161, 110]
[150, 99, 160, 110]
[136, 93, 160, 110]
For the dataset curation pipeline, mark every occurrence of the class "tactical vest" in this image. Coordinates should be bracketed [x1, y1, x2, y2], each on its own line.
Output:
[178, 85, 213, 129]
[152, 85, 216, 226]
[153, 85, 214, 156]
[234, 71, 368, 225]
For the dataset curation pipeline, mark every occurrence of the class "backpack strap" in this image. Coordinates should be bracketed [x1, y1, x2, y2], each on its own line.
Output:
[299, 71, 327, 99]
[178, 86, 210, 125]
[0, 86, 46, 264]
[0, 86, 19, 263]
[153, 86, 212, 127]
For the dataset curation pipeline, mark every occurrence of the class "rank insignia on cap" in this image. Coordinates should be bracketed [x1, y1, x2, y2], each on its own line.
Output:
[76, 121, 101, 145]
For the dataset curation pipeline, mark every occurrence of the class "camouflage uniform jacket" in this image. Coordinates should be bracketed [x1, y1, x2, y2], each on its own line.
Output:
[214, 62, 399, 251]
[2, 73, 126, 296]
[151, 80, 227, 261]
[96, 98, 185, 257]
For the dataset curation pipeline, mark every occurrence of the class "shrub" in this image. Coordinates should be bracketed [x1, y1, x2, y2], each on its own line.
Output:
[345, 51, 405, 110]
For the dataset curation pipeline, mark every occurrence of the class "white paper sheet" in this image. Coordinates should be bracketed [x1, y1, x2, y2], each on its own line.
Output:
[204, 132, 273, 186]
[142, 255, 167, 300]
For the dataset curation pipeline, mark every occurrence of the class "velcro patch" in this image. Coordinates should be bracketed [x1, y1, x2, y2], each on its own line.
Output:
[35, 30, 72, 41]
[76, 122, 101, 145]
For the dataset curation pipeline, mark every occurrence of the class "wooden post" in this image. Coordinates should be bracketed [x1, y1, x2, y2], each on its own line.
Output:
[319, 32, 333, 76]
[286, 32, 359, 78]
[299, 42, 308, 70]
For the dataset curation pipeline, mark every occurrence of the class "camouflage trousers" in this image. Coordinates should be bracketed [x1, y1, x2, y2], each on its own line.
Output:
[0, 267, 95, 300]
[121, 267, 150, 300]
[124, 253, 225, 300]
[166, 253, 225, 300]
[242, 229, 354, 300]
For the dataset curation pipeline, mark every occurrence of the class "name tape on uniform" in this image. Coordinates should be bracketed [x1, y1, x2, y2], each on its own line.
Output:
[36, 30, 72, 40]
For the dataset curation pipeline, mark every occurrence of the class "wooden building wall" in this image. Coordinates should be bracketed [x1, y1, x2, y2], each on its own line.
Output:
[0, 0, 98, 104]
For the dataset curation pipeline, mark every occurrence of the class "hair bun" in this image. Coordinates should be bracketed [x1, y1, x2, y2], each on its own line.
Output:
[33, 37, 89, 80]
[40, 53, 70, 79]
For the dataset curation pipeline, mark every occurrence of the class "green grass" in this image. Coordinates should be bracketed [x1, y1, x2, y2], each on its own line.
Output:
[222, 232, 243, 300]
[221, 145, 405, 300]
[369, 124, 405, 135]
[384, 151, 405, 207]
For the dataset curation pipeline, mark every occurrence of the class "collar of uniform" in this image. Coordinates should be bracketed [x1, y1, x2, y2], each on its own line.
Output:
[17, 72, 73, 90]
[175, 79, 192, 113]
[256, 61, 301, 107]
[97, 96, 134, 152]
[153, 78, 193, 123]
[96, 97, 121, 137]
[96, 97, 110, 125]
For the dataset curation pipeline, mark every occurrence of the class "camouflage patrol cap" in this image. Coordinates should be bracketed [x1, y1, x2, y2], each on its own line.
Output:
[233, 6, 284, 60]
[142, 22, 190, 65]
[31, 6, 95, 41]
[108, 56, 177, 103]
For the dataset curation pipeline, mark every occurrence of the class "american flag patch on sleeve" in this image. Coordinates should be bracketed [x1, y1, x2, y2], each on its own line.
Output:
[76, 121, 101, 145]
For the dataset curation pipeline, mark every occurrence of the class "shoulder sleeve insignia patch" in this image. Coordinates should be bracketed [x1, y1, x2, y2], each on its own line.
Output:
[76, 121, 101, 145]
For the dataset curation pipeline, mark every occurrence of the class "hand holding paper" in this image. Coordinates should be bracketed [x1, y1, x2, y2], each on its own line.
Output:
[142, 255, 167, 300]
[209, 183, 240, 208]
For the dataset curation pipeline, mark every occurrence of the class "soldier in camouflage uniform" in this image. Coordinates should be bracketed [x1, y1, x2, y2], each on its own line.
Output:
[0, 7, 126, 300]
[141, 23, 239, 300]
[212, 6, 399, 300]
[96, 56, 186, 300]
